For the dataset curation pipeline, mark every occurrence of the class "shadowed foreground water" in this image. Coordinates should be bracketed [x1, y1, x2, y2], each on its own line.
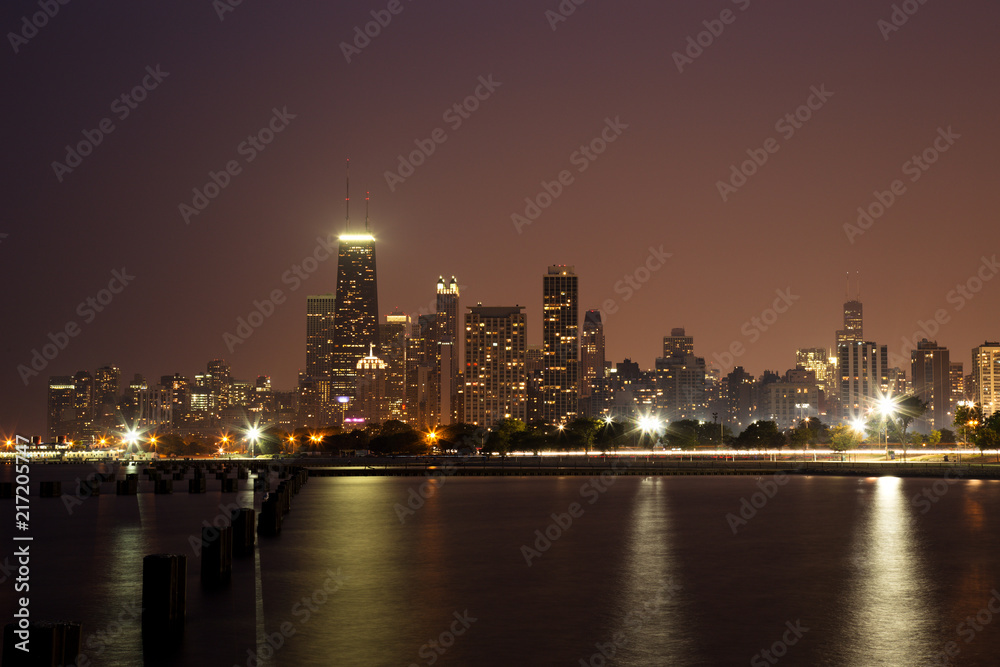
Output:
[3, 467, 1000, 666]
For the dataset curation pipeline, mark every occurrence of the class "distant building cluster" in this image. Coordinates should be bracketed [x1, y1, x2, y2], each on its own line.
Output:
[44, 234, 1000, 444]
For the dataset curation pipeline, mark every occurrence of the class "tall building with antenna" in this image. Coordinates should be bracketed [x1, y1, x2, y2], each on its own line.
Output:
[330, 160, 380, 404]
[835, 271, 863, 347]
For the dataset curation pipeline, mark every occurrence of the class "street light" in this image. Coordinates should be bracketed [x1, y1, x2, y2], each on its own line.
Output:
[247, 427, 262, 457]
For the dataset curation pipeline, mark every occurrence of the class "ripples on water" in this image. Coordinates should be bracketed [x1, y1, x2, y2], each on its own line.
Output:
[3, 467, 1000, 666]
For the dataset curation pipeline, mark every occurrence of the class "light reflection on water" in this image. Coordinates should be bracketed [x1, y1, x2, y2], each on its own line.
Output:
[5, 468, 1000, 665]
[843, 476, 935, 666]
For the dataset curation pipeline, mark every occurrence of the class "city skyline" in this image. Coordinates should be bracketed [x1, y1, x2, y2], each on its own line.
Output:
[4, 0, 1000, 436]
[31, 252, 1000, 440]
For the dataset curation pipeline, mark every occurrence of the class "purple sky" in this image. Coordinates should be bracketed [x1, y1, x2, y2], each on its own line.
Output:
[3, 0, 999, 435]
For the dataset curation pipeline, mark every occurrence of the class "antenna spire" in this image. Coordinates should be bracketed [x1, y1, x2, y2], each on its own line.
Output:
[345, 158, 351, 231]
[365, 187, 370, 232]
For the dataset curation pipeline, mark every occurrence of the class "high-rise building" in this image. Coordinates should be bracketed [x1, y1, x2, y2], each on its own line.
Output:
[835, 275, 863, 348]
[355, 345, 388, 424]
[838, 341, 889, 420]
[436, 276, 460, 424]
[663, 328, 694, 358]
[542, 266, 578, 424]
[94, 365, 120, 411]
[972, 342, 1000, 417]
[331, 233, 379, 401]
[950, 362, 965, 415]
[306, 294, 336, 413]
[654, 328, 707, 420]
[796, 348, 834, 394]
[73, 370, 93, 421]
[380, 310, 409, 420]
[580, 310, 606, 415]
[137, 388, 172, 429]
[205, 360, 232, 408]
[911, 339, 950, 431]
[464, 305, 527, 425]
[525, 345, 545, 423]
[47, 376, 76, 440]
[759, 369, 819, 428]
[160, 374, 190, 425]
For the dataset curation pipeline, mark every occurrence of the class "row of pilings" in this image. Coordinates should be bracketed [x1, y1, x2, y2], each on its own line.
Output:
[1, 464, 310, 665]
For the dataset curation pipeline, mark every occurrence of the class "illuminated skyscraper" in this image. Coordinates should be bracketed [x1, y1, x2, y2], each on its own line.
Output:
[355, 345, 388, 424]
[835, 273, 863, 347]
[838, 341, 889, 420]
[542, 266, 578, 424]
[436, 276, 460, 424]
[972, 342, 1000, 418]
[911, 339, 950, 430]
[464, 305, 527, 425]
[47, 376, 76, 440]
[306, 294, 336, 413]
[380, 310, 409, 420]
[331, 233, 379, 400]
[580, 310, 605, 415]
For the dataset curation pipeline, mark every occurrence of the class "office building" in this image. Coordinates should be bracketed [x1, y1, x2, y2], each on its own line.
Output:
[464, 305, 527, 425]
[541, 266, 578, 424]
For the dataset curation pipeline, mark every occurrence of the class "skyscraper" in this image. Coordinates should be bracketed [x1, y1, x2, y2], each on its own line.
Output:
[436, 276, 460, 424]
[542, 266, 578, 424]
[464, 305, 527, 425]
[380, 310, 409, 420]
[839, 341, 889, 420]
[47, 376, 76, 440]
[355, 345, 388, 424]
[306, 294, 336, 414]
[835, 274, 863, 348]
[911, 339, 950, 430]
[580, 310, 605, 415]
[972, 342, 1000, 418]
[331, 233, 379, 401]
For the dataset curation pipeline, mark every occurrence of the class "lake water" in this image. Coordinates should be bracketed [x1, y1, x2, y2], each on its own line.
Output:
[3, 465, 1000, 666]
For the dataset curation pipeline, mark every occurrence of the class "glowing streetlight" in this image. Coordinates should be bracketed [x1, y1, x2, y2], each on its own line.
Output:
[247, 427, 262, 457]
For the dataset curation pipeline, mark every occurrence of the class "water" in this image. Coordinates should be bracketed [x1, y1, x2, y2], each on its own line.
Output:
[3, 465, 1000, 666]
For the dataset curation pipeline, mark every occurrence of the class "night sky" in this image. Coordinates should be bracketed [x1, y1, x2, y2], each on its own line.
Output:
[3, 0, 999, 435]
